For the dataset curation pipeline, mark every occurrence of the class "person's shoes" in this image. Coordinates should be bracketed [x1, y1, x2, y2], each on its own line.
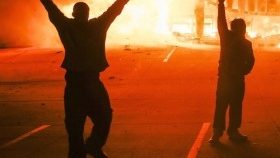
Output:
[85, 138, 107, 158]
[87, 149, 108, 158]
[208, 129, 223, 145]
[228, 131, 248, 143]
[208, 134, 221, 145]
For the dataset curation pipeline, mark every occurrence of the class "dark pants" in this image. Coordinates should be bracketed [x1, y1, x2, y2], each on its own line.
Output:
[64, 71, 112, 158]
[213, 76, 245, 133]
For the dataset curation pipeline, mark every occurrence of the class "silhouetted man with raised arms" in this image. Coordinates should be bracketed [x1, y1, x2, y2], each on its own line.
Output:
[209, 0, 255, 144]
[41, 0, 129, 157]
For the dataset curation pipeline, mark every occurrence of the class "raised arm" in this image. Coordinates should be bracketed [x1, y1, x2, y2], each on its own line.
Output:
[96, 0, 129, 30]
[218, 0, 229, 37]
[40, 0, 67, 28]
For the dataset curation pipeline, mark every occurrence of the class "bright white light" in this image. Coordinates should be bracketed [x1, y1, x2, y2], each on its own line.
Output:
[247, 31, 257, 38]
[155, 0, 170, 34]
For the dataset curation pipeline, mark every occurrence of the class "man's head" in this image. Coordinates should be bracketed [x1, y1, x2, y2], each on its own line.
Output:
[72, 2, 90, 21]
[230, 18, 246, 38]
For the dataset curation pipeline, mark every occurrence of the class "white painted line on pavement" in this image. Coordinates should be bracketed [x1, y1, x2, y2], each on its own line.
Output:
[186, 122, 211, 158]
[0, 125, 51, 149]
[163, 47, 176, 62]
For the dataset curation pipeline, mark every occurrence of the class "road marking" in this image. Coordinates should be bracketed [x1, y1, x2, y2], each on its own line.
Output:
[0, 125, 50, 149]
[186, 122, 211, 158]
[163, 47, 176, 62]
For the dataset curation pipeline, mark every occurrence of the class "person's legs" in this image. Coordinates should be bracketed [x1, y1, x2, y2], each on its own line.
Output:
[64, 71, 87, 158]
[210, 77, 230, 144]
[213, 77, 231, 132]
[228, 79, 244, 131]
[228, 79, 247, 142]
[85, 76, 112, 157]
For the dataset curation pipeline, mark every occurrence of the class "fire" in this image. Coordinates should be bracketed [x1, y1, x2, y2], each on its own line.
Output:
[45, 0, 280, 47]
[57, 0, 221, 46]
[3, 0, 280, 48]
[60, 0, 176, 46]
[40, 0, 280, 47]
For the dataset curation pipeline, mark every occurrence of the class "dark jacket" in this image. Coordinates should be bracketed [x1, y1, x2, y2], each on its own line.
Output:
[217, 3, 255, 78]
[41, 0, 128, 72]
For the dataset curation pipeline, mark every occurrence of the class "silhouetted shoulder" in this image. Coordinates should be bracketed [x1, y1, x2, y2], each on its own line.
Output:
[246, 39, 252, 44]
[244, 39, 253, 48]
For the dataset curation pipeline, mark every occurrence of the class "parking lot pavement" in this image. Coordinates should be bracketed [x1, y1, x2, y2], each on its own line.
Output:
[0, 46, 280, 158]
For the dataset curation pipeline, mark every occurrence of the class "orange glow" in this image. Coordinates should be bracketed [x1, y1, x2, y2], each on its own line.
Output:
[56, 0, 280, 47]
[2, 0, 280, 48]
[58, 0, 203, 46]
[60, 0, 175, 46]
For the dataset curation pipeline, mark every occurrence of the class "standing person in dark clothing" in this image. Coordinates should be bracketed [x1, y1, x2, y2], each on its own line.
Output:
[40, 0, 129, 157]
[209, 0, 255, 144]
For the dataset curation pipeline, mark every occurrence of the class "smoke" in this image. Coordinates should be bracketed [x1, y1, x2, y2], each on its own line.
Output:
[0, 0, 70, 48]
[1, 1, 35, 47]
[0, 0, 196, 48]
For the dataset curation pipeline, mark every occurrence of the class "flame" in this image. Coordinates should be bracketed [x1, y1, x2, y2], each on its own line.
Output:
[60, 0, 175, 46]
[39, 0, 280, 47]
[3, 0, 280, 48]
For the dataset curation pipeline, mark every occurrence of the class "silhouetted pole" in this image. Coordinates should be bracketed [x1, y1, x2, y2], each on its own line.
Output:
[194, 0, 205, 41]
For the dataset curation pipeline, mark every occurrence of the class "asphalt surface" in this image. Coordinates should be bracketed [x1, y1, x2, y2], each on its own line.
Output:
[0, 45, 279, 158]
